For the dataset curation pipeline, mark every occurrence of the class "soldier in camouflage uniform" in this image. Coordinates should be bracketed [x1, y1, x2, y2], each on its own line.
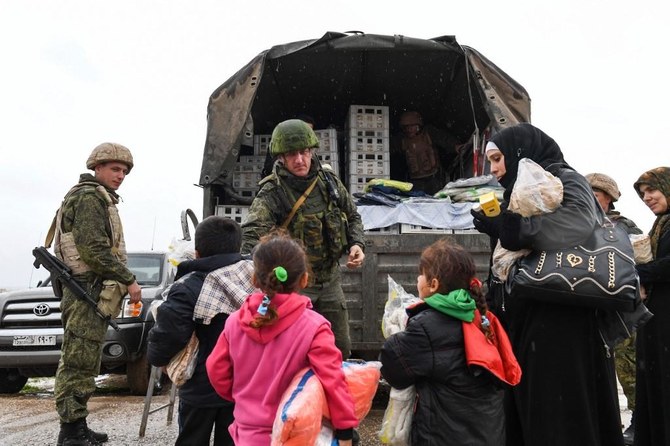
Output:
[241, 119, 366, 359]
[53, 143, 141, 446]
[586, 172, 643, 446]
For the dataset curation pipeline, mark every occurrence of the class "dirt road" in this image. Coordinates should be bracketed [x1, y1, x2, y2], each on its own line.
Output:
[0, 376, 385, 446]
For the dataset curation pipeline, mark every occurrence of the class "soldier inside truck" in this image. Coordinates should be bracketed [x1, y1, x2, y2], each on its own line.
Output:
[390, 110, 472, 194]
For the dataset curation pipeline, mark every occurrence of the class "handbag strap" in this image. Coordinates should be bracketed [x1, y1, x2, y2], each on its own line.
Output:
[281, 176, 319, 228]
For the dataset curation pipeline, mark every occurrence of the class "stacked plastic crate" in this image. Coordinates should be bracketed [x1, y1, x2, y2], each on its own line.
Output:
[217, 134, 269, 224]
[345, 105, 390, 195]
[313, 128, 339, 177]
[345, 105, 398, 234]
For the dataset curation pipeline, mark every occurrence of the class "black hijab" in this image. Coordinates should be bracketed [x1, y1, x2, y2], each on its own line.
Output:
[489, 123, 571, 201]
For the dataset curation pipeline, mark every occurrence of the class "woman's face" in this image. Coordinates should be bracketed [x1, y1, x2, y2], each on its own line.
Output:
[639, 184, 669, 215]
[487, 149, 507, 182]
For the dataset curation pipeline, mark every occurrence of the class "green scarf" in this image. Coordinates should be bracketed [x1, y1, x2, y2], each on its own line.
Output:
[424, 289, 476, 322]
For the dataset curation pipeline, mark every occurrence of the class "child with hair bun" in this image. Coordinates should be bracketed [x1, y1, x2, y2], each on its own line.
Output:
[380, 237, 521, 446]
[206, 229, 357, 446]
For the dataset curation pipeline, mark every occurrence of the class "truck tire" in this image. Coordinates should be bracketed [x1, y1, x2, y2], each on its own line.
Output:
[0, 368, 29, 394]
[126, 352, 151, 395]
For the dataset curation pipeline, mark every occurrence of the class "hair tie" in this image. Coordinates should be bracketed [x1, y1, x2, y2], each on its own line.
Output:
[470, 277, 482, 289]
[274, 266, 288, 283]
[481, 313, 491, 330]
[257, 295, 271, 316]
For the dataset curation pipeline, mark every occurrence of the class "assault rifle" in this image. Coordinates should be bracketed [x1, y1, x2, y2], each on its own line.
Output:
[32, 246, 120, 331]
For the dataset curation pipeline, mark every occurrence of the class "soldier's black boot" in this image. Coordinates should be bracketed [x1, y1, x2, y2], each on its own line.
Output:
[82, 419, 108, 443]
[56, 420, 101, 446]
[623, 411, 635, 446]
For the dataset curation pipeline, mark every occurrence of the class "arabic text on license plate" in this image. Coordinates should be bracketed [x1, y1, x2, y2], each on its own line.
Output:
[12, 335, 57, 346]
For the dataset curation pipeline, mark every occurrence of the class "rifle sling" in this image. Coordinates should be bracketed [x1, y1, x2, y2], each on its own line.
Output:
[281, 176, 319, 229]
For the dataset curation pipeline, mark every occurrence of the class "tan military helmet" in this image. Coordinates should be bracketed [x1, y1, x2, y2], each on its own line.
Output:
[585, 173, 621, 201]
[86, 143, 134, 173]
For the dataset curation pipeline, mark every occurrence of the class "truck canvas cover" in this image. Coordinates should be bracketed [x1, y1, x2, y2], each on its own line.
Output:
[199, 31, 530, 200]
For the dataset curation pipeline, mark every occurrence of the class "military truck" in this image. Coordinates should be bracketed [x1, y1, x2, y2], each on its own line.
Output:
[198, 31, 531, 358]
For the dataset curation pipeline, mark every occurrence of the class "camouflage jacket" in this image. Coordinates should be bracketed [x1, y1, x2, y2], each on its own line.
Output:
[241, 164, 365, 284]
[58, 173, 135, 286]
[607, 210, 643, 236]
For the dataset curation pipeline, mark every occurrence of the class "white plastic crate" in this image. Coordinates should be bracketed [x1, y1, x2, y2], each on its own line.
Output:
[347, 157, 390, 177]
[364, 224, 400, 235]
[253, 134, 272, 156]
[314, 128, 338, 152]
[215, 205, 250, 224]
[317, 152, 340, 177]
[348, 135, 390, 153]
[232, 171, 261, 190]
[234, 155, 266, 173]
[348, 128, 390, 140]
[348, 174, 388, 195]
[400, 224, 453, 234]
[346, 105, 389, 130]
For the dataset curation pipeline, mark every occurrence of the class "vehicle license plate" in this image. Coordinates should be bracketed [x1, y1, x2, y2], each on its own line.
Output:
[12, 335, 57, 346]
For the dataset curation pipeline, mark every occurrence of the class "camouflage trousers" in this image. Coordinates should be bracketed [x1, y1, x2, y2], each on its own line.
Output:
[55, 287, 107, 423]
[304, 275, 351, 360]
[615, 334, 636, 411]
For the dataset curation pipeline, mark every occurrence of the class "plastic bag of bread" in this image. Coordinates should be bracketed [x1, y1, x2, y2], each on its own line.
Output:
[630, 234, 653, 264]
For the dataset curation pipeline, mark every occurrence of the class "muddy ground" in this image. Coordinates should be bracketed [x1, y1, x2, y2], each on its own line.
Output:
[0, 375, 387, 446]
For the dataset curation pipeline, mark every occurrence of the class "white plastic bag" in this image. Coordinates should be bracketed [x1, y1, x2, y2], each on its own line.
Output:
[630, 234, 653, 264]
[492, 158, 563, 280]
[167, 237, 195, 267]
[382, 276, 420, 338]
[378, 385, 415, 446]
[508, 158, 563, 216]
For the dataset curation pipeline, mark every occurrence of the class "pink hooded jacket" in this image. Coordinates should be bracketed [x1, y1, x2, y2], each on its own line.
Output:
[206, 291, 357, 445]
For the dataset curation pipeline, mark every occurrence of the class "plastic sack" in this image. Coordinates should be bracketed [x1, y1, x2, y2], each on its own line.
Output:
[323, 361, 381, 422]
[314, 422, 337, 446]
[378, 385, 415, 446]
[492, 158, 563, 280]
[382, 276, 421, 338]
[508, 158, 563, 216]
[166, 332, 199, 387]
[630, 234, 653, 264]
[271, 368, 325, 446]
[167, 237, 195, 267]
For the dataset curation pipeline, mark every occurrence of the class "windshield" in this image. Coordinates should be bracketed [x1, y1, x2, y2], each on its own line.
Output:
[127, 254, 164, 286]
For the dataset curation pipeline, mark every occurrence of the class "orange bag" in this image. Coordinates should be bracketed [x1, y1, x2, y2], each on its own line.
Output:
[271, 368, 325, 446]
[323, 361, 381, 421]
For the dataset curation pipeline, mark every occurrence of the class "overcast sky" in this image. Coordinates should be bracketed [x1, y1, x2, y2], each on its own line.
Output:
[1, 0, 668, 289]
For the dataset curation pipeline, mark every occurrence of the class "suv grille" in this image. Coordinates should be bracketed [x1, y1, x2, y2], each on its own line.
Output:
[1, 296, 63, 328]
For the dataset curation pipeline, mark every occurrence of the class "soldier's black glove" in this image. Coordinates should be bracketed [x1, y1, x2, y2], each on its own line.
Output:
[471, 208, 503, 238]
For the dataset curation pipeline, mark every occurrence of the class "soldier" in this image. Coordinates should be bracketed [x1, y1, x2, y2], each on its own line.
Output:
[52, 143, 141, 446]
[586, 172, 643, 446]
[390, 110, 461, 194]
[241, 119, 366, 359]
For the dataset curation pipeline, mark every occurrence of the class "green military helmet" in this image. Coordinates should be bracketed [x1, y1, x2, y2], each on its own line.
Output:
[86, 142, 134, 173]
[270, 119, 319, 156]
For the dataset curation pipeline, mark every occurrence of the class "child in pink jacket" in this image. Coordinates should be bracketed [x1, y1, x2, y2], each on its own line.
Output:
[206, 230, 357, 445]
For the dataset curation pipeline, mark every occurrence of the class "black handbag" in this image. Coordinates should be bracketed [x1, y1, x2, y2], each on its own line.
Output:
[506, 218, 640, 311]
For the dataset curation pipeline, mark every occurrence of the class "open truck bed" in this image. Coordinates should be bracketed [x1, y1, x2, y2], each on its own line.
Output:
[198, 31, 530, 357]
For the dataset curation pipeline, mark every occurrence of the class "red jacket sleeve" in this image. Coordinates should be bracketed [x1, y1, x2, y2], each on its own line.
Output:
[205, 330, 234, 402]
[308, 323, 358, 430]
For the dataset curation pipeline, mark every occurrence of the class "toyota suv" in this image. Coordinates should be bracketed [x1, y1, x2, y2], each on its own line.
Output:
[0, 251, 174, 394]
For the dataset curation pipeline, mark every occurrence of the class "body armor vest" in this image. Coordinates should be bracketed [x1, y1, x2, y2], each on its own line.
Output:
[54, 182, 127, 274]
[401, 131, 440, 179]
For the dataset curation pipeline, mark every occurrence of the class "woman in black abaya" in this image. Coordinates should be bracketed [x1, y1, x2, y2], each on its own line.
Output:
[471, 123, 624, 446]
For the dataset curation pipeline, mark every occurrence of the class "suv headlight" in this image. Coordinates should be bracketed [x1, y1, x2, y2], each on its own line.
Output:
[120, 298, 143, 318]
